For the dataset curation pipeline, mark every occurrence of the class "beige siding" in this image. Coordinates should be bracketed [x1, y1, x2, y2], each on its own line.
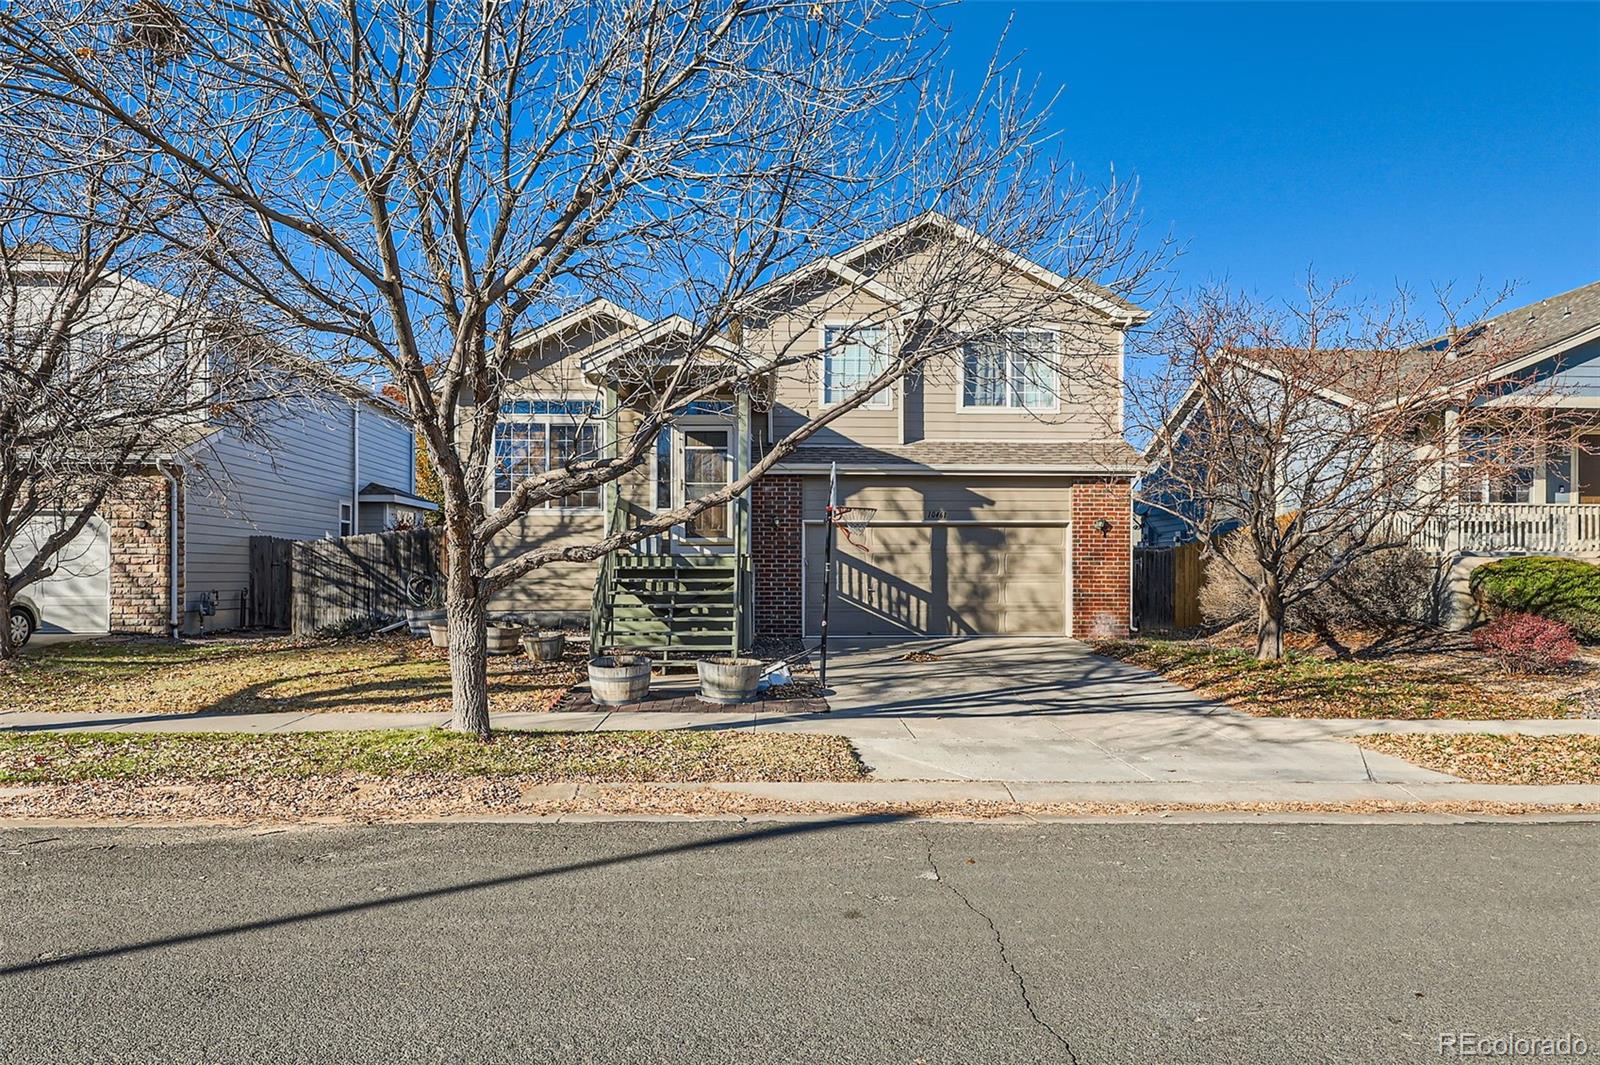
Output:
[746, 281, 903, 447]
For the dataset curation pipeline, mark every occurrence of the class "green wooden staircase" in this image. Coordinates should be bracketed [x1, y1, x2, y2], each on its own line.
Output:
[591, 553, 743, 662]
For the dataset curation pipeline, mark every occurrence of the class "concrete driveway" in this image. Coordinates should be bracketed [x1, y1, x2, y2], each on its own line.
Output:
[758, 638, 1460, 786]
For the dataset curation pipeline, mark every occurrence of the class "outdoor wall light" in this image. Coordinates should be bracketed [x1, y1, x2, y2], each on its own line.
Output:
[1093, 518, 1113, 535]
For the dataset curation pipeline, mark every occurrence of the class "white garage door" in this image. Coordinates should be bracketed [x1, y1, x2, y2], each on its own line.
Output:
[5, 516, 112, 634]
[804, 522, 1068, 637]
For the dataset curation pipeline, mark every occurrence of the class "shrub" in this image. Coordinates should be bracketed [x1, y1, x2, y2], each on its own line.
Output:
[1469, 556, 1600, 640]
[1473, 612, 1578, 675]
[1198, 533, 1434, 631]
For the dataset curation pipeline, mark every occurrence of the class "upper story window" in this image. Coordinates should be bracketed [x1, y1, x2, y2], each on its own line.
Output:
[821, 325, 891, 409]
[962, 330, 1060, 411]
[494, 399, 601, 510]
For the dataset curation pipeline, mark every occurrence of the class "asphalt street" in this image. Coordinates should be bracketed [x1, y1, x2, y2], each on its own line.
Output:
[2, 820, 1596, 1064]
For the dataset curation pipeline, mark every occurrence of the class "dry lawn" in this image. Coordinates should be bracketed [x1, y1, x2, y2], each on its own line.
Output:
[0, 728, 867, 785]
[0, 634, 581, 716]
[1094, 638, 1576, 719]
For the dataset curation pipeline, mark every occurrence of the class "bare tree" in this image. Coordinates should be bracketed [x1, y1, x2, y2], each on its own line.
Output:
[0, 0, 1160, 733]
[1132, 279, 1557, 660]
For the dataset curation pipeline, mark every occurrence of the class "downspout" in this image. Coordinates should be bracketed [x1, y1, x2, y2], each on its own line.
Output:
[155, 459, 181, 639]
[352, 404, 361, 536]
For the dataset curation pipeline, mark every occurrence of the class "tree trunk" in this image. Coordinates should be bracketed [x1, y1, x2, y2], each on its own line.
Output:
[0, 574, 14, 660]
[443, 528, 491, 739]
[1256, 577, 1286, 661]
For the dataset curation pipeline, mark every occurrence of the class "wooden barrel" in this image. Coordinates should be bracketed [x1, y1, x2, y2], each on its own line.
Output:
[522, 632, 566, 662]
[588, 655, 651, 705]
[427, 622, 450, 648]
[486, 626, 522, 655]
[697, 656, 765, 705]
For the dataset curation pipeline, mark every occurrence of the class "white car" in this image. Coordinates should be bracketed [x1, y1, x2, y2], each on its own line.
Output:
[8, 593, 39, 649]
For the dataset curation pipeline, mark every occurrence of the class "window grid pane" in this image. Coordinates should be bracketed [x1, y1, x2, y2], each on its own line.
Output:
[823, 326, 888, 407]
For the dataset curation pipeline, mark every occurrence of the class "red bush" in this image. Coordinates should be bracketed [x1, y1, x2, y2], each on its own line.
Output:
[1473, 612, 1579, 675]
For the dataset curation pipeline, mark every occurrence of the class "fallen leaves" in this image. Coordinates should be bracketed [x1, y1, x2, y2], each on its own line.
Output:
[1, 634, 582, 716]
[1355, 733, 1600, 785]
[1093, 639, 1570, 720]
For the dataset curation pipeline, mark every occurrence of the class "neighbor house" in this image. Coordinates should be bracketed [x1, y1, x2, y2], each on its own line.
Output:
[5, 262, 433, 641]
[1138, 279, 1600, 624]
[477, 214, 1149, 656]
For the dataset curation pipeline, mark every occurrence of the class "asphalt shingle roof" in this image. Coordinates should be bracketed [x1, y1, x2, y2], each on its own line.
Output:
[773, 440, 1142, 473]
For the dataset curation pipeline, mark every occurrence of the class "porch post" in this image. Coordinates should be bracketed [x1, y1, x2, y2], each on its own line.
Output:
[733, 388, 752, 650]
[1443, 405, 1461, 555]
[603, 384, 620, 537]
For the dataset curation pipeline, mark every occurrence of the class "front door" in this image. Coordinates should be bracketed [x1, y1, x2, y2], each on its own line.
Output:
[661, 423, 733, 552]
[1579, 436, 1600, 504]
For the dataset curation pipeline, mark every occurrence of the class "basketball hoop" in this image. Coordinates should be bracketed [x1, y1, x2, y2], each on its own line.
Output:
[828, 505, 877, 553]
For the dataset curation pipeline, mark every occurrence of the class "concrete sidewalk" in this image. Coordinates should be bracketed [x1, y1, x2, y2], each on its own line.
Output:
[4, 638, 1597, 805]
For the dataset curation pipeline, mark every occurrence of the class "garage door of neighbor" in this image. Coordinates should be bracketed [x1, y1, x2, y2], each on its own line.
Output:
[4, 516, 112, 634]
[803, 522, 1068, 637]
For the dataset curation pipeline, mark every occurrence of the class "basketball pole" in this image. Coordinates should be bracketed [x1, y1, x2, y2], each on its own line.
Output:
[819, 461, 837, 695]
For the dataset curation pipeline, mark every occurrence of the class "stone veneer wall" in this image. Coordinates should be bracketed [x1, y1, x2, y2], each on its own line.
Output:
[750, 475, 804, 637]
[1069, 477, 1132, 639]
[102, 472, 182, 635]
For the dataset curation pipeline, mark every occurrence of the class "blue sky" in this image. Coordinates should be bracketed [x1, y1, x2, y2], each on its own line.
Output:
[944, 1, 1600, 309]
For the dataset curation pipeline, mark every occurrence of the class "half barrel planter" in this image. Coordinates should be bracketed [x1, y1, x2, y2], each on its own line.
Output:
[588, 655, 652, 706]
[697, 656, 765, 705]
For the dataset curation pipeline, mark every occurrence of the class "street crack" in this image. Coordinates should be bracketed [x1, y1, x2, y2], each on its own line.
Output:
[921, 833, 1080, 1064]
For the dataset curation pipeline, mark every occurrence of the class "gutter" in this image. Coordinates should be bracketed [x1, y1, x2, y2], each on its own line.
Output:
[155, 458, 181, 639]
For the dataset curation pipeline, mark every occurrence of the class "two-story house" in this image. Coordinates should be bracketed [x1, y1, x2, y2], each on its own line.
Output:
[5, 255, 434, 644]
[482, 215, 1148, 656]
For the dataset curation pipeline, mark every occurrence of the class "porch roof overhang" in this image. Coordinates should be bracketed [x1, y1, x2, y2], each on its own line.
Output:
[358, 482, 440, 511]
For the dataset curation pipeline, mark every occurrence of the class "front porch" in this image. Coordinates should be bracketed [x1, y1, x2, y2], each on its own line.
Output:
[1417, 503, 1600, 557]
[1420, 432, 1600, 557]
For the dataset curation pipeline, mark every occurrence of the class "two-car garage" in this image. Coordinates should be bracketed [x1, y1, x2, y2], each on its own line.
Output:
[799, 476, 1072, 637]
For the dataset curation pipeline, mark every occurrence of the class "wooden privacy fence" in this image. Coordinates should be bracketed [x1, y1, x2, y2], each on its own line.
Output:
[289, 528, 440, 635]
[1132, 541, 1205, 633]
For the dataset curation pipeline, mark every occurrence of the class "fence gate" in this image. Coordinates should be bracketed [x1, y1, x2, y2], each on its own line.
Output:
[246, 536, 294, 630]
[1133, 541, 1205, 633]
[289, 528, 439, 635]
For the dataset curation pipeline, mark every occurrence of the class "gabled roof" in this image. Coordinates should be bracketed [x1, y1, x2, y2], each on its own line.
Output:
[738, 211, 1148, 326]
[579, 314, 767, 376]
[835, 211, 1149, 324]
[510, 297, 650, 352]
[739, 255, 911, 312]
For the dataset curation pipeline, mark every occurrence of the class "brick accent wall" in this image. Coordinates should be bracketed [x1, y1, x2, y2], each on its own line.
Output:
[1070, 478, 1132, 639]
[751, 475, 803, 636]
[102, 472, 182, 636]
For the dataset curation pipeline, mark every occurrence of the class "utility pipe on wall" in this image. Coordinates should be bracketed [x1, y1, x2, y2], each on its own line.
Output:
[155, 458, 181, 639]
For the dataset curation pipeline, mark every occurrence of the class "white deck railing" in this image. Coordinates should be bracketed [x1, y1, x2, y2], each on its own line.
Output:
[1412, 503, 1600, 556]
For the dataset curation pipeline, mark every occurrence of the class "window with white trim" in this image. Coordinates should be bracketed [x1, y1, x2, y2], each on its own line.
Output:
[494, 399, 601, 509]
[339, 502, 353, 537]
[821, 325, 890, 409]
[961, 330, 1060, 410]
